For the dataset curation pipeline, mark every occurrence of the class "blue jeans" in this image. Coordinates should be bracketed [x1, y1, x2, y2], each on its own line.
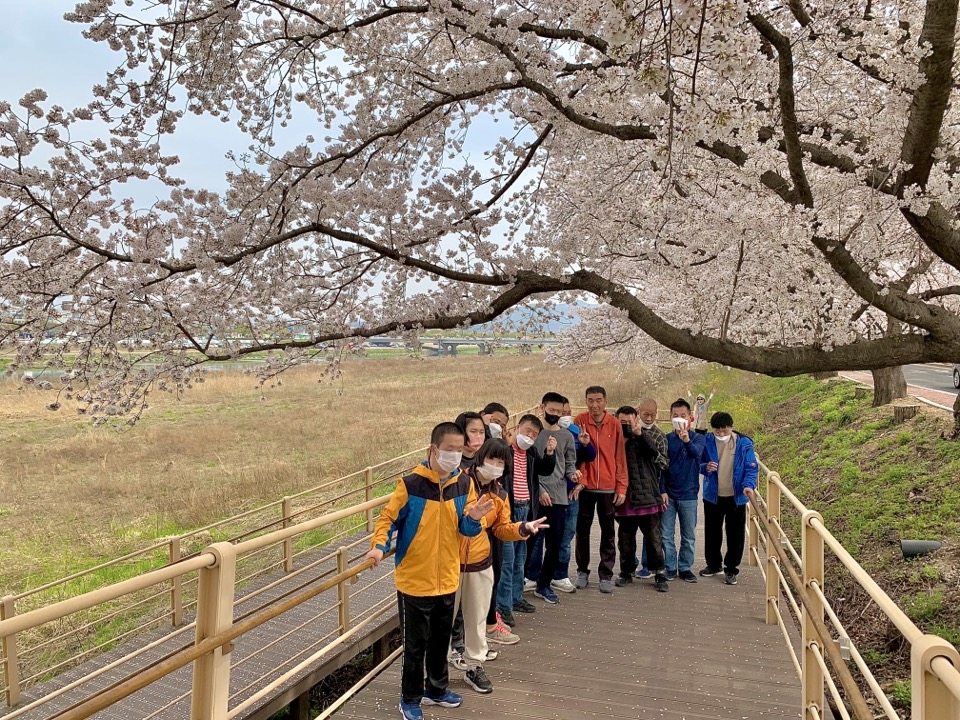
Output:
[661, 498, 698, 574]
[555, 499, 578, 580]
[497, 502, 529, 611]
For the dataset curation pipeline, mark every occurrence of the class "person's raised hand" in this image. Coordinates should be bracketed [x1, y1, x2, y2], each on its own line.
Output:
[545, 435, 558, 455]
[525, 517, 550, 534]
[502, 425, 518, 445]
[467, 497, 495, 520]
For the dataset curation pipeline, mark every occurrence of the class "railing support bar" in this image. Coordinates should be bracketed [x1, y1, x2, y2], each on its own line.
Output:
[765, 477, 782, 626]
[912, 635, 960, 720]
[282, 497, 294, 573]
[1, 596, 20, 707]
[364, 467, 375, 532]
[170, 539, 184, 627]
[801, 510, 825, 720]
[190, 542, 237, 720]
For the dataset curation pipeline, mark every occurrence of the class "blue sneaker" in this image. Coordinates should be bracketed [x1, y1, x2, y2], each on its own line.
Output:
[422, 690, 462, 708]
[534, 586, 559, 604]
[399, 701, 423, 720]
[635, 567, 651, 578]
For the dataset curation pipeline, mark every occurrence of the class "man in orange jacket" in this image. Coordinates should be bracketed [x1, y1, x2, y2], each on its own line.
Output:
[366, 422, 494, 720]
[573, 386, 628, 593]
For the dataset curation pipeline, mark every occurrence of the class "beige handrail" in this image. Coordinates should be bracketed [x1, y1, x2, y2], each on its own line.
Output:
[748, 462, 960, 720]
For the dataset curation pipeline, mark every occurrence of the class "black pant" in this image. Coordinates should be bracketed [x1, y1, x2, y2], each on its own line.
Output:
[536, 504, 567, 590]
[617, 512, 666, 578]
[703, 497, 747, 574]
[398, 591, 455, 703]
[575, 491, 617, 581]
[486, 537, 502, 626]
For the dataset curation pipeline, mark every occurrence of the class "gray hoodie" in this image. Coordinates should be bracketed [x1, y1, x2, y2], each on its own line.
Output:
[533, 427, 576, 506]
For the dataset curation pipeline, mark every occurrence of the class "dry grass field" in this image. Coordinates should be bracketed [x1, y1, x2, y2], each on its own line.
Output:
[0, 353, 698, 594]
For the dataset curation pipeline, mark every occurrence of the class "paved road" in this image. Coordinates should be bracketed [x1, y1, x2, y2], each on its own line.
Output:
[903, 364, 958, 394]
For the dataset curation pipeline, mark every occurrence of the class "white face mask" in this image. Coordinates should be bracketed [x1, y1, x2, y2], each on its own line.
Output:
[488, 422, 503, 438]
[640, 421, 655, 430]
[715, 434, 732, 444]
[558, 416, 573, 429]
[516, 434, 535, 451]
[436, 449, 463, 472]
[480, 463, 504, 480]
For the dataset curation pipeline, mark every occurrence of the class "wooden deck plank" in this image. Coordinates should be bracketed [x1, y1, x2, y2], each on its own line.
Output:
[331, 517, 801, 720]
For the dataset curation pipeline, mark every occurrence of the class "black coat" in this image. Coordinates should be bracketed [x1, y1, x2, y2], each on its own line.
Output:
[502, 446, 556, 521]
[624, 428, 666, 511]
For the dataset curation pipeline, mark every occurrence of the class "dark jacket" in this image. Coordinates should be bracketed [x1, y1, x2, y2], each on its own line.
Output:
[661, 431, 707, 501]
[502, 445, 555, 521]
[624, 426, 668, 510]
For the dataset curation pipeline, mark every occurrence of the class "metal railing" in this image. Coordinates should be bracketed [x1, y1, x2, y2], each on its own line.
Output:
[747, 463, 960, 720]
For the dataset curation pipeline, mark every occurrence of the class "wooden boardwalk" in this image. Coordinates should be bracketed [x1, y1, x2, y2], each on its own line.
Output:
[1, 532, 400, 720]
[335, 521, 801, 720]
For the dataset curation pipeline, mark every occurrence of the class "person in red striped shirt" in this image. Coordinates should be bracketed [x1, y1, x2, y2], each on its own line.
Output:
[494, 415, 557, 627]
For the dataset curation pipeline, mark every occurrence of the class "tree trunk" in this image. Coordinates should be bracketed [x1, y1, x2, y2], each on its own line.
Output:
[871, 366, 908, 407]
[811, 371, 838, 380]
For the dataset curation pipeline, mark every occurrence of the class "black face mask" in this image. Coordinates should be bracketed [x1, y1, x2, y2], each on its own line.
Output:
[544, 412, 561, 426]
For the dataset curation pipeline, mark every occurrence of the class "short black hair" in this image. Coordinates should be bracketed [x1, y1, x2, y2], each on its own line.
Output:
[454, 411, 484, 434]
[481, 402, 509, 417]
[475, 438, 513, 475]
[616, 405, 637, 417]
[585, 385, 606, 398]
[541, 391, 566, 406]
[517, 414, 543, 431]
[710, 411, 734, 429]
[671, 398, 691, 412]
[431, 421, 464, 447]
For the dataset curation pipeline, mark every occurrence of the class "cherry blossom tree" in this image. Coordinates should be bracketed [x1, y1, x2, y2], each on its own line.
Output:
[2, 0, 960, 424]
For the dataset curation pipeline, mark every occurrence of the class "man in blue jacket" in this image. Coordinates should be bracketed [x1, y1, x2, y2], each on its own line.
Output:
[661, 399, 706, 582]
[698, 411, 758, 585]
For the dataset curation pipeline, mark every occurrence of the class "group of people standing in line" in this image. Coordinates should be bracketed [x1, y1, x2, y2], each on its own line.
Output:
[365, 385, 760, 720]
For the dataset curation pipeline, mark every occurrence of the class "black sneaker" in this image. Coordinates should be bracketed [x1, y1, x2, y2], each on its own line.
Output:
[678, 570, 698, 583]
[514, 599, 536, 613]
[654, 578, 669, 593]
[497, 607, 516, 627]
[464, 667, 493, 694]
[614, 574, 634, 587]
[699, 566, 722, 577]
[725, 572, 738, 585]
[664, 571, 677, 581]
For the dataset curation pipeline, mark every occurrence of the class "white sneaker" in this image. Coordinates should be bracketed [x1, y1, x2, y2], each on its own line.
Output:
[550, 578, 577, 594]
[522, 578, 536, 593]
[448, 650, 469, 671]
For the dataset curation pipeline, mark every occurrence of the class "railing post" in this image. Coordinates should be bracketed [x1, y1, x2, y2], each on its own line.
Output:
[801, 510, 825, 720]
[766, 477, 782, 626]
[364, 467, 374, 533]
[911, 634, 960, 720]
[337, 547, 351, 634]
[747, 499, 759, 567]
[191, 543, 237, 720]
[282, 497, 294, 573]
[1, 596, 20, 707]
[170, 538, 184, 627]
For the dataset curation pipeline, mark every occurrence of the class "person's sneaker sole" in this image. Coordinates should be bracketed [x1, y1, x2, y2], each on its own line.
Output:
[699, 567, 721, 577]
[534, 589, 559, 604]
[464, 673, 493, 694]
[422, 695, 462, 708]
[487, 632, 519, 645]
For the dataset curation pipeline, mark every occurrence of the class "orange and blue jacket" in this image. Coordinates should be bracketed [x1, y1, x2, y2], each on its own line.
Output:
[460, 471, 528, 572]
[371, 462, 483, 597]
